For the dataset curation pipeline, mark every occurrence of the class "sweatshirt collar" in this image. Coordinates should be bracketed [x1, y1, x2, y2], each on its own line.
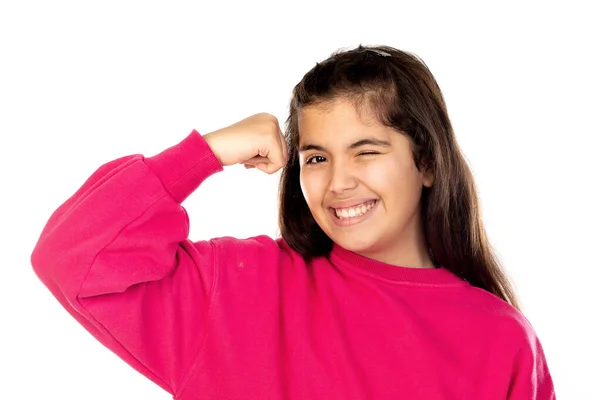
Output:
[329, 244, 467, 286]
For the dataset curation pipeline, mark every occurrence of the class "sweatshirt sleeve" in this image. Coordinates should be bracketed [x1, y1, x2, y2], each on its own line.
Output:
[30, 130, 223, 396]
[507, 334, 556, 399]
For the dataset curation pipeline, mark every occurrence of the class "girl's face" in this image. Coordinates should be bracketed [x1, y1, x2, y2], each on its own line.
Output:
[298, 98, 434, 267]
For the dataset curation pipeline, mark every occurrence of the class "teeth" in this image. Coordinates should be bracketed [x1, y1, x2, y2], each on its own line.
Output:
[334, 201, 375, 219]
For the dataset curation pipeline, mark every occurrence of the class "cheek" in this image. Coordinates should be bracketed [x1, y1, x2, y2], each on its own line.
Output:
[361, 159, 421, 203]
[299, 171, 325, 208]
[359, 159, 399, 192]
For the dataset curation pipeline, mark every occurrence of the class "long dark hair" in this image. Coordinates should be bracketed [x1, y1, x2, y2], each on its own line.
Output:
[278, 45, 520, 310]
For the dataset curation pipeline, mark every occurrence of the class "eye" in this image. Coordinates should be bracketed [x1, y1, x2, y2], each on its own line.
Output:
[358, 151, 380, 156]
[306, 155, 327, 164]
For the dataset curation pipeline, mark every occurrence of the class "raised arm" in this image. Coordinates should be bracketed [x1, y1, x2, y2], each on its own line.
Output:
[31, 114, 288, 396]
[31, 131, 223, 394]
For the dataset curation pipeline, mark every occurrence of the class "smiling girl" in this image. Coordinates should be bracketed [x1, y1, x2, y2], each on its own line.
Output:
[31, 45, 555, 399]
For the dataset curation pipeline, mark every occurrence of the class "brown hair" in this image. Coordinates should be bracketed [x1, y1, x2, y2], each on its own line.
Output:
[278, 44, 520, 310]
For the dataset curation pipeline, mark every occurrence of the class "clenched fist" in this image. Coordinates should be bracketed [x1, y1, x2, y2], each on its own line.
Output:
[203, 113, 288, 174]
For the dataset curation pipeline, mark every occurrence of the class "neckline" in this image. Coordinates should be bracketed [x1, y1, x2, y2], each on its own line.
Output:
[329, 244, 467, 286]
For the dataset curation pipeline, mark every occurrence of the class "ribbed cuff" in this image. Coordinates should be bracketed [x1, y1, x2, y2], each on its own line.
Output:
[144, 130, 224, 203]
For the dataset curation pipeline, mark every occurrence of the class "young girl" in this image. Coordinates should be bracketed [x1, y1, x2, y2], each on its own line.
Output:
[31, 45, 555, 399]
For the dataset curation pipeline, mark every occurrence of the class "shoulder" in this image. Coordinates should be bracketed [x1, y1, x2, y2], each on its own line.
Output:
[460, 285, 539, 350]
[456, 286, 555, 396]
[200, 235, 311, 298]
[207, 234, 302, 268]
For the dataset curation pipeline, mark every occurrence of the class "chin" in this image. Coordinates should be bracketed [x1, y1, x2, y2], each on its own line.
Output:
[332, 233, 378, 255]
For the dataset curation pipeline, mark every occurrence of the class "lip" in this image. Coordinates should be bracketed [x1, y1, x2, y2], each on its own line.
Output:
[328, 199, 379, 227]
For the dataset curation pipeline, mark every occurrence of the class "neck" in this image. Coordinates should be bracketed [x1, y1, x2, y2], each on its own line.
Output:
[357, 243, 435, 269]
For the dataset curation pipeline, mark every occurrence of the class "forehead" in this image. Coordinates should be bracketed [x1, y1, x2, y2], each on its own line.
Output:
[298, 99, 387, 144]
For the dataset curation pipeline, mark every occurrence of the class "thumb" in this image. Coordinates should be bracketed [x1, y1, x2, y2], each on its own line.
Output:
[255, 162, 270, 173]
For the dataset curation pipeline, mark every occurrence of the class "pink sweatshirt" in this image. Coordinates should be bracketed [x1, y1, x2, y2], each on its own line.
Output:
[31, 130, 555, 399]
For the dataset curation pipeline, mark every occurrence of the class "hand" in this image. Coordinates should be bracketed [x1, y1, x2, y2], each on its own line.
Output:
[203, 113, 288, 174]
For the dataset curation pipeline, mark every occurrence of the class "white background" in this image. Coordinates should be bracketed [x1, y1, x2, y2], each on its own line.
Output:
[1, 0, 598, 398]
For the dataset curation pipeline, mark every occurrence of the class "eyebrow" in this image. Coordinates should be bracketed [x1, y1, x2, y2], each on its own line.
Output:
[299, 138, 391, 152]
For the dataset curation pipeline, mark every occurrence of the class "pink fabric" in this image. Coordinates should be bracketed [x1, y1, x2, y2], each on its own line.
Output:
[31, 130, 555, 399]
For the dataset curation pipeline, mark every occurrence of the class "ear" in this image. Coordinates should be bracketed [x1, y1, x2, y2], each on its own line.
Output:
[421, 168, 434, 187]
[418, 159, 434, 187]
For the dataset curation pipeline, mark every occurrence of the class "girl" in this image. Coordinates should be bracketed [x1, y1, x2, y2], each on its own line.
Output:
[31, 45, 555, 399]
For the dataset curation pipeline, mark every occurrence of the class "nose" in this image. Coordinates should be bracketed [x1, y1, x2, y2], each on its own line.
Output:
[328, 160, 358, 194]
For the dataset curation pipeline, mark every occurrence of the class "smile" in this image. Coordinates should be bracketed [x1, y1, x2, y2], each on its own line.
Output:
[331, 200, 378, 220]
[328, 199, 379, 227]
